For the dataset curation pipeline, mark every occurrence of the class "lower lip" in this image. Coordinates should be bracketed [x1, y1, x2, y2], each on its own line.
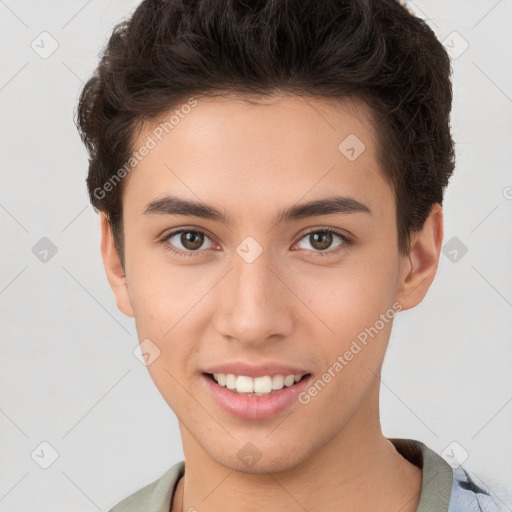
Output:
[201, 373, 312, 420]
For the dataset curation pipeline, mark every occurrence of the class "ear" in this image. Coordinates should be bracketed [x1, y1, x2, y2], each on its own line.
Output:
[99, 213, 134, 317]
[396, 203, 444, 311]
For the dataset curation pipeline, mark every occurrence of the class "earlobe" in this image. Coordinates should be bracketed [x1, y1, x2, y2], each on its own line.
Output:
[396, 204, 444, 311]
[99, 213, 135, 318]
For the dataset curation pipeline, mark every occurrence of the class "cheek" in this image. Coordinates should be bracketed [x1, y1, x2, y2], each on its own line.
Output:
[125, 246, 210, 336]
[294, 250, 400, 381]
[301, 257, 398, 335]
[125, 258, 209, 409]
[294, 262, 398, 422]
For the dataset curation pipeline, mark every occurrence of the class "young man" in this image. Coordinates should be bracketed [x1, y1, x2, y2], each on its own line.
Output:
[76, 0, 503, 510]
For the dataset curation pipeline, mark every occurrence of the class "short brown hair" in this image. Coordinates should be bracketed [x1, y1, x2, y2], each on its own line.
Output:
[76, 0, 455, 261]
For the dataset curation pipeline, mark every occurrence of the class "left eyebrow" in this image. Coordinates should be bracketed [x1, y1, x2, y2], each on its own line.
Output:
[142, 194, 372, 225]
[274, 196, 372, 224]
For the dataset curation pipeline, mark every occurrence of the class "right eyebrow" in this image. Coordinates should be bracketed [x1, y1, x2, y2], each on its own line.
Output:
[143, 195, 232, 224]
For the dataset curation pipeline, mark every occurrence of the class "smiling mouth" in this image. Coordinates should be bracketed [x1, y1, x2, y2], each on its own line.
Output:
[204, 372, 311, 396]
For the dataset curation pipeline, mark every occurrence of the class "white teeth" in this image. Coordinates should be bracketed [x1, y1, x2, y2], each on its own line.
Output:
[225, 373, 236, 390]
[254, 376, 273, 394]
[211, 372, 307, 395]
[272, 374, 284, 390]
[283, 375, 295, 387]
[235, 375, 254, 393]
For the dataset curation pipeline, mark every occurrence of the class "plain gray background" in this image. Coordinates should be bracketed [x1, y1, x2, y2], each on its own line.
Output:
[1, 0, 511, 510]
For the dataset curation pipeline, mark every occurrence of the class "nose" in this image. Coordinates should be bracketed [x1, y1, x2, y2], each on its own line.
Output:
[213, 249, 295, 346]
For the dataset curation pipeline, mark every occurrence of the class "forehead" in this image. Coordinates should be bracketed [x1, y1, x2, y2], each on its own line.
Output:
[123, 93, 393, 221]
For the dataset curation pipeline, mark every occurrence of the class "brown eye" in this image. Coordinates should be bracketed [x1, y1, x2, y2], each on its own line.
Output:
[180, 231, 203, 250]
[165, 229, 213, 253]
[309, 231, 333, 250]
[296, 229, 349, 253]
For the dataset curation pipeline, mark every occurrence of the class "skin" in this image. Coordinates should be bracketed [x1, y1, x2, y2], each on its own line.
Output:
[100, 93, 443, 512]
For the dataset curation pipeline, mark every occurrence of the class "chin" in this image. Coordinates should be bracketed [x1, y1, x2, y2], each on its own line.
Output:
[205, 438, 311, 475]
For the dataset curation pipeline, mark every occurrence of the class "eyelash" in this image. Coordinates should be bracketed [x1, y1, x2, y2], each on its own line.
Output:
[160, 227, 353, 258]
[296, 228, 352, 257]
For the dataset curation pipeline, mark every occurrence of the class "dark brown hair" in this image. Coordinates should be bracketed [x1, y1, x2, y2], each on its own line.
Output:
[76, 0, 455, 262]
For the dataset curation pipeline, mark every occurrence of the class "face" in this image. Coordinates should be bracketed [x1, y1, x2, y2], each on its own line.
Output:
[101, 93, 442, 473]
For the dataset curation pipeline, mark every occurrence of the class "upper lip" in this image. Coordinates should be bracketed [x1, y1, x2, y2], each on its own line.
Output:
[203, 361, 310, 378]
